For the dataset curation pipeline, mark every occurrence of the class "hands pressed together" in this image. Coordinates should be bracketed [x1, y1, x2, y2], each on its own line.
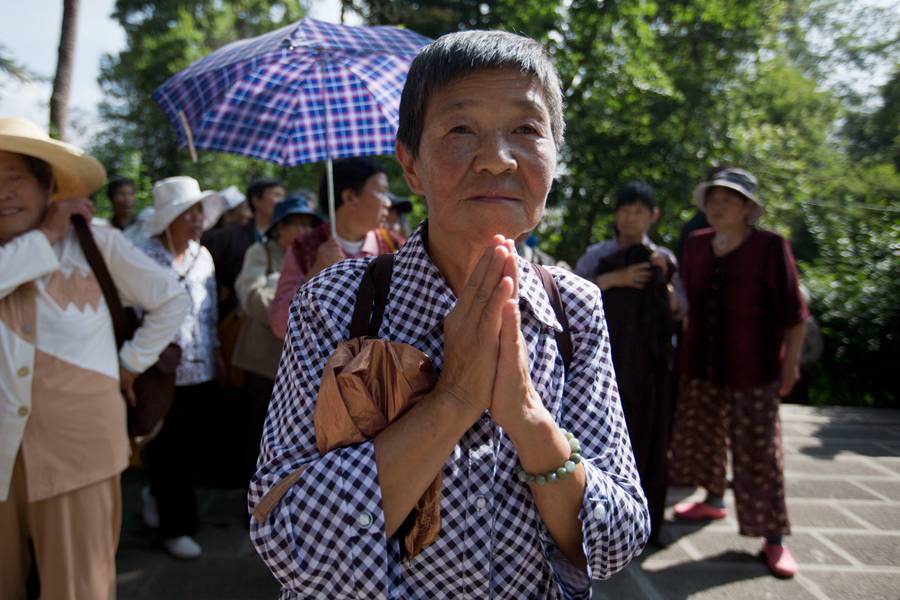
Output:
[374, 235, 586, 562]
[439, 235, 550, 438]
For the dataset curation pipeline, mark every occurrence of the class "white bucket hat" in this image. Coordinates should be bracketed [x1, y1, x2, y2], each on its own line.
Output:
[144, 176, 219, 235]
[693, 167, 764, 224]
[199, 185, 247, 229]
[0, 116, 106, 200]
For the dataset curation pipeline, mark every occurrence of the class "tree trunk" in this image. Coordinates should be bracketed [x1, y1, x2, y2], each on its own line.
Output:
[49, 0, 80, 141]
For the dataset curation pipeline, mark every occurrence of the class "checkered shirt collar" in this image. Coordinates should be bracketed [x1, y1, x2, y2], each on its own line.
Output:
[389, 223, 564, 339]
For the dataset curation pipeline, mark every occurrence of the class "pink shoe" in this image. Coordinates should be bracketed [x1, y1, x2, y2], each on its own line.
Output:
[673, 501, 727, 521]
[761, 542, 798, 578]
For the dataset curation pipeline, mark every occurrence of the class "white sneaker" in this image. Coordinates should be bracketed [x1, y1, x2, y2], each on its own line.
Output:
[164, 535, 202, 560]
[141, 486, 160, 529]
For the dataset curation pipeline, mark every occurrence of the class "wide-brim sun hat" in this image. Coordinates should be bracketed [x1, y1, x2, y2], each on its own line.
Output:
[266, 193, 323, 238]
[198, 185, 246, 229]
[0, 116, 106, 200]
[144, 176, 218, 235]
[693, 167, 764, 224]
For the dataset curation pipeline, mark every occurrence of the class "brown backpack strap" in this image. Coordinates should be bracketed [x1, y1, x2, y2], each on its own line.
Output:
[71, 215, 131, 349]
[533, 263, 573, 373]
[349, 254, 395, 339]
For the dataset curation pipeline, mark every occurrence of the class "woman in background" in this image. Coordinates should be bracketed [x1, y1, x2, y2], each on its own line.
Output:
[138, 176, 223, 560]
[669, 167, 806, 578]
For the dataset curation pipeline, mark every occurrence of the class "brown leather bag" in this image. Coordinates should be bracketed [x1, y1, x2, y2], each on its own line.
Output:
[71, 216, 182, 437]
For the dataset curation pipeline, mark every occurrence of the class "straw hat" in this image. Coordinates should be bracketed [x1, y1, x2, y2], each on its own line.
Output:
[693, 167, 764, 224]
[0, 117, 106, 199]
[144, 176, 218, 235]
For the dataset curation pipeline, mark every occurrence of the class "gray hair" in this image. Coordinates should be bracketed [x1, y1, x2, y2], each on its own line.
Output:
[397, 30, 565, 158]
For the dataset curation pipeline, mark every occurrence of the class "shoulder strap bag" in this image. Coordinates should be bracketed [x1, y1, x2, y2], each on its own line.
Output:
[71, 215, 182, 437]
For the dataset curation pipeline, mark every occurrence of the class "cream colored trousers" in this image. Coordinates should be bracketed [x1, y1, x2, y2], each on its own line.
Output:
[0, 451, 121, 600]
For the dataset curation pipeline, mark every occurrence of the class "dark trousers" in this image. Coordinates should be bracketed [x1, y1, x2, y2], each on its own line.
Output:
[669, 378, 790, 537]
[243, 373, 274, 484]
[144, 382, 216, 539]
[621, 380, 673, 544]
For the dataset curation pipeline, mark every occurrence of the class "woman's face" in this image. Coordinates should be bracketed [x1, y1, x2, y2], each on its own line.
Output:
[275, 213, 316, 250]
[252, 185, 286, 223]
[398, 67, 557, 246]
[111, 184, 136, 220]
[703, 186, 753, 230]
[168, 202, 205, 242]
[0, 151, 51, 245]
[345, 172, 390, 233]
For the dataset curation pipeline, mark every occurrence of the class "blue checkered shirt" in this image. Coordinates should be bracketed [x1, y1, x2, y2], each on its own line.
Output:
[249, 226, 649, 599]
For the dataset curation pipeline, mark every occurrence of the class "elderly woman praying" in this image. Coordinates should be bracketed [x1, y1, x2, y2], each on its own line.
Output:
[249, 31, 649, 599]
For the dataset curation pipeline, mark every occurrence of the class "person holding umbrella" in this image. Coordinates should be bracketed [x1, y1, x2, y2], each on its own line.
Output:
[249, 31, 648, 598]
[268, 157, 403, 340]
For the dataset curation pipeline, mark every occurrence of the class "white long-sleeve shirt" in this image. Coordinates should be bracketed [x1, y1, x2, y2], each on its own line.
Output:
[0, 225, 189, 501]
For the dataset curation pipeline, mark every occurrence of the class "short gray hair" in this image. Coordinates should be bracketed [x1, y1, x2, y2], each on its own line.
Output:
[397, 30, 565, 158]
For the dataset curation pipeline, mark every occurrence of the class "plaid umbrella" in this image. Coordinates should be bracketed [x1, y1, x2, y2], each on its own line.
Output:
[153, 18, 431, 230]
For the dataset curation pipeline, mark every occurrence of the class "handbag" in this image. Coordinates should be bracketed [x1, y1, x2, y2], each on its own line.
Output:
[71, 215, 182, 437]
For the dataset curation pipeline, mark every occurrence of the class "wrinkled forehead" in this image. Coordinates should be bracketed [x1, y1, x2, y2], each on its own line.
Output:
[423, 67, 547, 118]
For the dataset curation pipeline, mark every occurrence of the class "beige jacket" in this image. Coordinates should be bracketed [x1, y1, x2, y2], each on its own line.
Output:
[0, 225, 189, 501]
[233, 240, 285, 380]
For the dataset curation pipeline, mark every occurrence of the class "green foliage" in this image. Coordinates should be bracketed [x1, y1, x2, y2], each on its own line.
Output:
[345, 0, 899, 405]
[95, 0, 307, 193]
[90, 0, 899, 404]
[799, 160, 900, 406]
[0, 44, 35, 83]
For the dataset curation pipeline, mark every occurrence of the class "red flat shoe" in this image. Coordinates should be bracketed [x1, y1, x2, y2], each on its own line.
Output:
[673, 501, 727, 521]
[761, 542, 798, 578]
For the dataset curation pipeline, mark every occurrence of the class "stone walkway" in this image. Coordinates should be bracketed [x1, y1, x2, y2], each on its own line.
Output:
[116, 404, 900, 599]
[593, 405, 900, 599]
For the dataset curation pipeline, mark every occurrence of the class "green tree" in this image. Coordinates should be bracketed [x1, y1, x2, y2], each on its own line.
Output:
[94, 0, 308, 194]
[50, 0, 81, 140]
[0, 44, 34, 83]
[347, 0, 900, 404]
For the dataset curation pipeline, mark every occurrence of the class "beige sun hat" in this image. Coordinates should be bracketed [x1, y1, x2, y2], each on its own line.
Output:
[144, 176, 220, 235]
[693, 167, 764, 224]
[0, 117, 107, 200]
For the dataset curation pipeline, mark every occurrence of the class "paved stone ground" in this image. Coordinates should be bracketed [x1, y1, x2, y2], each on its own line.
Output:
[116, 404, 900, 599]
[593, 404, 900, 600]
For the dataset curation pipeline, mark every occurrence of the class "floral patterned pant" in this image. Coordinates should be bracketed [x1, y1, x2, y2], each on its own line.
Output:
[669, 378, 790, 537]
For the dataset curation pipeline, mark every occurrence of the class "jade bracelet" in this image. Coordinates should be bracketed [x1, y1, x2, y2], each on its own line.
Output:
[516, 429, 582, 485]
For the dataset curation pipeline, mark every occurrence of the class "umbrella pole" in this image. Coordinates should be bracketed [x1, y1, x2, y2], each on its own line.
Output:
[327, 157, 336, 239]
[321, 54, 337, 239]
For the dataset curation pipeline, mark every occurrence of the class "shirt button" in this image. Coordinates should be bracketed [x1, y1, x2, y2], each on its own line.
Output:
[17, 367, 30, 377]
[18, 406, 29, 417]
[593, 503, 606, 521]
[474, 495, 488, 512]
[22, 324, 34, 335]
[357, 511, 373, 528]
